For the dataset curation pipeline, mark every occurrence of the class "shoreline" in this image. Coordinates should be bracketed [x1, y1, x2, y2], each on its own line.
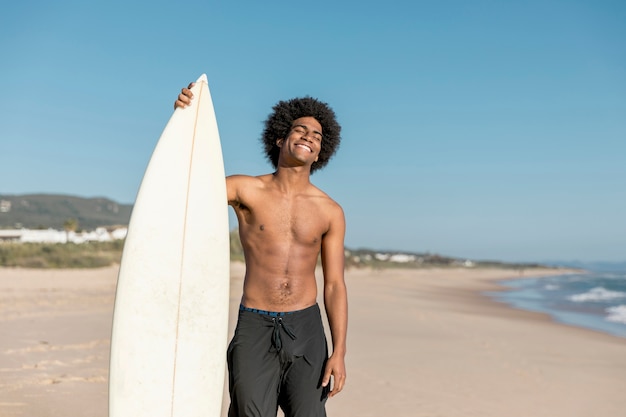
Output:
[467, 269, 625, 340]
[343, 265, 624, 341]
[329, 266, 626, 417]
[1, 264, 625, 417]
[485, 268, 626, 340]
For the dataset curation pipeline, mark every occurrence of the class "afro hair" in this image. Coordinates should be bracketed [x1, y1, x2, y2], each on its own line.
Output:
[261, 96, 341, 173]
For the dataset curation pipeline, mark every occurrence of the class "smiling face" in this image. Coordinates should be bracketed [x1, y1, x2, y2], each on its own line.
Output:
[261, 97, 341, 174]
[276, 116, 323, 168]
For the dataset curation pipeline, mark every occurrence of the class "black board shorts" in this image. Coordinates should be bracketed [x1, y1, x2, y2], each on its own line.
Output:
[227, 303, 329, 417]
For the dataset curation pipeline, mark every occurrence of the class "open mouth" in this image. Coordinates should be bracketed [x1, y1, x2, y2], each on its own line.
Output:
[296, 144, 313, 153]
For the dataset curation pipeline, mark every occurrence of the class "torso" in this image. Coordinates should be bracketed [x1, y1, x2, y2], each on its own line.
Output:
[228, 173, 339, 312]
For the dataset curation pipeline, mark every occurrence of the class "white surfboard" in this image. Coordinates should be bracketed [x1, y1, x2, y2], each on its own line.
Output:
[109, 74, 230, 417]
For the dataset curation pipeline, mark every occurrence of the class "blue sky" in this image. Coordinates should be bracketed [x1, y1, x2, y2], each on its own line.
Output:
[1, 1, 625, 262]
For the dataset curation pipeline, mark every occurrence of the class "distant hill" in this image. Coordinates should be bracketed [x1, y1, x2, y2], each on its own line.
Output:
[0, 194, 132, 230]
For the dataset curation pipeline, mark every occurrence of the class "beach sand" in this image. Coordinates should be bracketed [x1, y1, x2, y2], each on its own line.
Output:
[1, 264, 624, 417]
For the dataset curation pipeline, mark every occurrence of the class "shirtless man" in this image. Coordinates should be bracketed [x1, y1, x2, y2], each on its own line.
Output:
[175, 86, 347, 417]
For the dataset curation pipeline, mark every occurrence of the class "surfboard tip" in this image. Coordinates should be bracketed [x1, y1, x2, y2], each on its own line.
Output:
[196, 74, 208, 84]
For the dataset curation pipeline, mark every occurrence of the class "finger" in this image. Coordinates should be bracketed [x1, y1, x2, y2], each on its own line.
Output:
[328, 381, 342, 397]
[328, 379, 338, 397]
[174, 89, 194, 109]
[174, 95, 190, 109]
[328, 371, 346, 398]
[180, 92, 192, 104]
[321, 364, 332, 388]
[181, 87, 194, 100]
[187, 82, 195, 89]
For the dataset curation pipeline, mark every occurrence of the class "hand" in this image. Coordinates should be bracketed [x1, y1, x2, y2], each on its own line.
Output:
[321, 353, 346, 398]
[174, 82, 195, 109]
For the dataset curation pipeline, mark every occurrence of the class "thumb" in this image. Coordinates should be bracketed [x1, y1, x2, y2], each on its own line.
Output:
[321, 365, 332, 387]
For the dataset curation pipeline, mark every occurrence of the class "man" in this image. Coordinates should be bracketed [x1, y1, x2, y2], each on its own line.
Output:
[175, 85, 347, 417]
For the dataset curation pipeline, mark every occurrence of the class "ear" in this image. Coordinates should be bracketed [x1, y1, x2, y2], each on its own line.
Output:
[315, 156, 319, 162]
[276, 138, 283, 147]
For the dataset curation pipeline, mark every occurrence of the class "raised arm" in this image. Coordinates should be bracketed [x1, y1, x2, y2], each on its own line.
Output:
[320, 203, 347, 398]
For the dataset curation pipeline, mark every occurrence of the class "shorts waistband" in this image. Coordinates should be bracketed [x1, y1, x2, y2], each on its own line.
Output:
[239, 303, 315, 317]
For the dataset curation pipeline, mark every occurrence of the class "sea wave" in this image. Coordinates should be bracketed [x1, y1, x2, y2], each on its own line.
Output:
[567, 287, 626, 302]
[605, 305, 626, 324]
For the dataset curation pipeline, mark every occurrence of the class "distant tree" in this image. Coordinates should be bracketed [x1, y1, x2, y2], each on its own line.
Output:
[63, 218, 79, 243]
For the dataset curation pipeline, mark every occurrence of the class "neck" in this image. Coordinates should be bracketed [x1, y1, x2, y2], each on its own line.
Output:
[272, 166, 312, 191]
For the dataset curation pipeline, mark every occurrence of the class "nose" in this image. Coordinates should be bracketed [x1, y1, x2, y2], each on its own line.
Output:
[300, 132, 313, 143]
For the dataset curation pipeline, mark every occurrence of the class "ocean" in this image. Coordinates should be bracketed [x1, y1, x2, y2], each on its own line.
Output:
[488, 269, 626, 339]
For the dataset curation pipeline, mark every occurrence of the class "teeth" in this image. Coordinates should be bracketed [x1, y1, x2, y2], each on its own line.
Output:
[297, 144, 312, 152]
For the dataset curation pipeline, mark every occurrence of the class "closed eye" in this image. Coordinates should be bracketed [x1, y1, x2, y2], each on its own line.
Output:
[292, 125, 323, 141]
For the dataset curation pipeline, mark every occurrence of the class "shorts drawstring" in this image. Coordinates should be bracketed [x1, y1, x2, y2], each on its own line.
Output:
[238, 304, 300, 352]
[271, 317, 296, 352]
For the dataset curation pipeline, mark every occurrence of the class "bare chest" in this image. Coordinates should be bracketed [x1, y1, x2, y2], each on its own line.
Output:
[238, 195, 328, 245]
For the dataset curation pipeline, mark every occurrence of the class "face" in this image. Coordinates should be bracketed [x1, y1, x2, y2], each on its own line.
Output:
[276, 116, 323, 166]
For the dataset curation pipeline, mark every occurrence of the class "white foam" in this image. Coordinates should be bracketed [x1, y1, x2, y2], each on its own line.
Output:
[567, 287, 626, 302]
[544, 284, 559, 290]
[605, 305, 626, 324]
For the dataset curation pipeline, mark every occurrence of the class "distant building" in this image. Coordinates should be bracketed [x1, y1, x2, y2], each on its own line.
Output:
[0, 200, 10, 213]
[0, 229, 21, 242]
[0, 227, 128, 244]
[375, 253, 390, 261]
[389, 254, 416, 263]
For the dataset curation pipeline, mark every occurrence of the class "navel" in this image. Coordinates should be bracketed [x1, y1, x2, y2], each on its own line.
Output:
[279, 281, 292, 297]
[259, 224, 265, 231]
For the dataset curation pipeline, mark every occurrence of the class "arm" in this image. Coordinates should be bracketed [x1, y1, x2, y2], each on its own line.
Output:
[321, 204, 348, 398]
[225, 175, 253, 208]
